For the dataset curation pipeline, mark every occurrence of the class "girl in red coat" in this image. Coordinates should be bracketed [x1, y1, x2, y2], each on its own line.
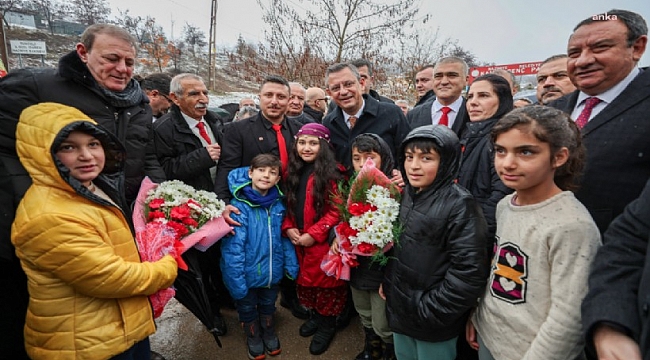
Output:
[283, 123, 346, 355]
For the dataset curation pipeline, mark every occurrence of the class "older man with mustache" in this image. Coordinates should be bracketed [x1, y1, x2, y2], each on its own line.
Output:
[151, 73, 228, 338]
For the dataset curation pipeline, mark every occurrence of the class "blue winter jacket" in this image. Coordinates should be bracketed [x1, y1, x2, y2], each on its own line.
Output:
[220, 166, 299, 300]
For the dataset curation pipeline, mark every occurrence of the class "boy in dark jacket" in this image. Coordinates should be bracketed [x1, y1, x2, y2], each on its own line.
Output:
[382, 125, 488, 360]
[220, 154, 299, 359]
[347, 133, 397, 360]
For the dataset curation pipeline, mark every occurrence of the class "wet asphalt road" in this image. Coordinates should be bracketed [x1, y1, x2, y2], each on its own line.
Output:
[150, 298, 364, 360]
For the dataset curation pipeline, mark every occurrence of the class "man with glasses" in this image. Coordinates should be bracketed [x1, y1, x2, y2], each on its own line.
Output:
[305, 87, 328, 123]
[287, 82, 315, 125]
[327, 59, 394, 114]
[323, 62, 409, 172]
[141, 72, 173, 122]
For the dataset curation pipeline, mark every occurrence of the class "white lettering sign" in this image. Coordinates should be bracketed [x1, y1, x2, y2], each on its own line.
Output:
[10, 40, 47, 55]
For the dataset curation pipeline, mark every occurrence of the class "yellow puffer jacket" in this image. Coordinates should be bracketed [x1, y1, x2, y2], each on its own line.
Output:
[11, 103, 178, 360]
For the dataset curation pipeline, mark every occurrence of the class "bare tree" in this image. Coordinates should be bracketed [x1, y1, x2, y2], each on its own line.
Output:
[113, 9, 147, 45]
[0, 0, 27, 28]
[23, 0, 67, 35]
[183, 23, 206, 57]
[140, 18, 170, 72]
[258, 0, 424, 64]
[69, 0, 109, 25]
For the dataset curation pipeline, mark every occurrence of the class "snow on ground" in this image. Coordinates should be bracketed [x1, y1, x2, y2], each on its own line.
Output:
[209, 92, 257, 107]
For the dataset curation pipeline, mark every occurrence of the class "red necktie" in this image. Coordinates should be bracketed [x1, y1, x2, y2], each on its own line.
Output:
[438, 106, 452, 126]
[349, 116, 358, 129]
[196, 122, 212, 144]
[272, 124, 289, 171]
[575, 97, 602, 129]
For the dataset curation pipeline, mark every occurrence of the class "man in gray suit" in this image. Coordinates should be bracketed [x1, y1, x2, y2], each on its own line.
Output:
[407, 56, 469, 137]
[550, 9, 649, 235]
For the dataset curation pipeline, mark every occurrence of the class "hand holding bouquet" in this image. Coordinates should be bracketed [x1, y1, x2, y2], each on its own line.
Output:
[133, 177, 232, 317]
[321, 158, 401, 280]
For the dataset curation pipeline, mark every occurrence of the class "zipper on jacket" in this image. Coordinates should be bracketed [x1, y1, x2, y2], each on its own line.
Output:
[267, 208, 273, 288]
[113, 110, 128, 144]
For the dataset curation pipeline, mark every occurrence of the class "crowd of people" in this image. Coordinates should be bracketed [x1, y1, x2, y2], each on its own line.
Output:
[0, 6, 650, 360]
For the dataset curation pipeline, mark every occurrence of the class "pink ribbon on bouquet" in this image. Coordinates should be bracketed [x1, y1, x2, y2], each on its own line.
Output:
[321, 248, 358, 281]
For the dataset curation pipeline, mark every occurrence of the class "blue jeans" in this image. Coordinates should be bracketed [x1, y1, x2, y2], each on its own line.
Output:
[110, 337, 150, 360]
[236, 285, 279, 323]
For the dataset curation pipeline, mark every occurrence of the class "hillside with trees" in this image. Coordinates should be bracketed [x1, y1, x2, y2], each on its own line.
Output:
[1, 0, 485, 101]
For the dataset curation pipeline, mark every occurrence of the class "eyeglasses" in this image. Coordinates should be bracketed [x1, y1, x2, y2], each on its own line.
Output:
[161, 93, 173, 105]
[328, 81, 357, 93]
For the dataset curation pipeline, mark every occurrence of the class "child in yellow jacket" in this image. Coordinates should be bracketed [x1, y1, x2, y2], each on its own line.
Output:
[11, 103, 178, 360]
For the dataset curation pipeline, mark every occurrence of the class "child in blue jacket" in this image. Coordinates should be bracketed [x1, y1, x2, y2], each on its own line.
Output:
[220, 154, 299, 360]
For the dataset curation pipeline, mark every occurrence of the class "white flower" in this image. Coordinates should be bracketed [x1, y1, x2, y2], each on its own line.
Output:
[145, 180, 226, 227]
[346, 184, 400, 250]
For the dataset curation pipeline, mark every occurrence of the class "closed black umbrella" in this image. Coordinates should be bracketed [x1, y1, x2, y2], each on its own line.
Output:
[173, 248, 222, 348]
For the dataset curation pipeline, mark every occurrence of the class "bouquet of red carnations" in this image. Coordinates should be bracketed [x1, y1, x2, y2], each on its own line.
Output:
[321, 158, 401, 280]
[133, 177, 231, 317]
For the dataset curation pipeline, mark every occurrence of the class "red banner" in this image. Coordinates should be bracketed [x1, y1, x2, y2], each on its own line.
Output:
[469, 61, 543, 83]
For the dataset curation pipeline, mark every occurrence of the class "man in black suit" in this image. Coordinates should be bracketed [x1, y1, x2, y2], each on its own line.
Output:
[214, 75, 308, 319]
[326, 58, 395, 114]
[549, 8, 649, 234]
[413, 64, 436, 108]
[407, 56, 469, 137]
[322, 62, 409, 172]
[215, 75, 303, 202]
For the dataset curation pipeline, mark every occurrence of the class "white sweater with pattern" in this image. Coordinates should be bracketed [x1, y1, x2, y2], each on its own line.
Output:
[474, 191, 600, 360]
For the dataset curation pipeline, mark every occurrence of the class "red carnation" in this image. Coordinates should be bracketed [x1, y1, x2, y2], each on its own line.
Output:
[148, 211, 166, 221]
[182, 217, 199, 227]
[337, 222, 358, 239]
[148, 198, 165, 209]
[349, 202, 368, 216]
[170, 205, 191, 220]
[357, 242, 378, 254]
[167, 221, 189, 239]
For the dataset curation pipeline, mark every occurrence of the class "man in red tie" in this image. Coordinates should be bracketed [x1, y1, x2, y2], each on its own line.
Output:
[549, 9, 650, 235]
[215, 75, 308, 320]
[151, 73, 228, 337]
[407, 56, 470, 137]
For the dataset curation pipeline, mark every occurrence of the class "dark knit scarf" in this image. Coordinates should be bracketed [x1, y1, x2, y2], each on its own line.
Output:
[96, 78, 146, 108]
[241, 184, 280, 209]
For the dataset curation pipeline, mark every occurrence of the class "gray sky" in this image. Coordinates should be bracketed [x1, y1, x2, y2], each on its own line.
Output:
[108, 0, 650, 68]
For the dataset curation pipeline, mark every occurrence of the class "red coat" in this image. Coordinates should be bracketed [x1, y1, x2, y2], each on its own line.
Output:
[282, 174, 344, 288]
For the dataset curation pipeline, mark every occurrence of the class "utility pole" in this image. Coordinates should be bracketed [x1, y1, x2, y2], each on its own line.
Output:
[207, 0, 218, 90]
[0, 13, 9, 74]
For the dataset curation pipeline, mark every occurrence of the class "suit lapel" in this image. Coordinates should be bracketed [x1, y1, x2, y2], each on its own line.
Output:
[452, 99, 467, 135]
[248, 115, 271, 155]
[583, 71, 650, 136]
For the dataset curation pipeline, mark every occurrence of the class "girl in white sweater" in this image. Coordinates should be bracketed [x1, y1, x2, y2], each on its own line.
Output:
[466, 106, 601, 360]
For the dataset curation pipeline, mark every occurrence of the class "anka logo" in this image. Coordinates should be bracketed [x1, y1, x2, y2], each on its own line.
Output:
[592, 12, 618, 21]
